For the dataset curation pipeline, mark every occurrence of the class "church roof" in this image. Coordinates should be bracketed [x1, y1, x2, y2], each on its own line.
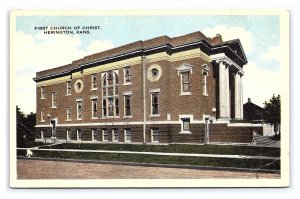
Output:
[34, 31, 247, 82]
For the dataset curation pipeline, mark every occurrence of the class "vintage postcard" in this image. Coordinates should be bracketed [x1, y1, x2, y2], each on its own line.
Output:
[10, 10, 289, 188]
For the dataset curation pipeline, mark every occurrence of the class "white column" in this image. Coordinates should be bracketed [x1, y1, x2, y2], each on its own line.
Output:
[234, 72, 241, 119]
[218, 61, 230, 119]
[226, 64, 230, 118]
[240, 74, 244, 118]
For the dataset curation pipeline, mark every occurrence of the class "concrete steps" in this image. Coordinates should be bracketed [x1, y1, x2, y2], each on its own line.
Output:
[253, 133, 277, 146]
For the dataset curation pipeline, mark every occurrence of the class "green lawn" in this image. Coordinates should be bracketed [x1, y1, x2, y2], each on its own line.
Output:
[17, 150, 280, 171]
[39, 143, 280, 157]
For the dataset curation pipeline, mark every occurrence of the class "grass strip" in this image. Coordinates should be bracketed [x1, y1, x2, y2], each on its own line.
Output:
[17, 150, 280, 171]
[39, 143, 280, 157]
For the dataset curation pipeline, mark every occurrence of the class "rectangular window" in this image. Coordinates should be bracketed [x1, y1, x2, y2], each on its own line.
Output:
[124, 128, 131, 142]
[112, 128, 119, 142]
[108, 97, 114, 116]
[91, 99, 98, 118]
[124, 95, 131, 116]
[181, 118, 191, 132]
[67, 81, 72, 95]
[40, 130, 44, 139]
[102, 129, 109, 142]
[102, 99, 107, 117]
[115, 97, 119, 116]
[66, 107, 71, 121]
[76, 129, 81, 141]
[51, 92, 57, 108]
[151, 128, 159, 143]
[40, 110, 45, 122]
[66, 129, 71, 141]
[41, 86, 45, 99]
[92, 129, 97, 141]
[202, 65, 209, 96]
[181, 72, 190, 93]
[91, 74, 97, 89]
[151, 92, 159, 115]
[124, 67, 131, 84]
[77, 101, 82, 119]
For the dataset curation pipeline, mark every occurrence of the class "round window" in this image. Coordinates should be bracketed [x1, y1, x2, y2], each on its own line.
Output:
[151, 68, 159, 78]
[147, 64, 162, 82]
[74, 79, 84, 93]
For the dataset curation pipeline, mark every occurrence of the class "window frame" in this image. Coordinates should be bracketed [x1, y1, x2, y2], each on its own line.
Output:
[91, 98, 98, 119]
[202, 64, 209, 96]
[91, 73, 97, 90]
[124, 95, 132, 117]
[124, 128, 132, 143]
[112, 128, 119, 142]
[151, 128, 159, 143]
[179, 115, 193, 134]
[123, 66, 131, 85]
[76, 129, 81, 141]
[66, 129, 71, 141]
[51, 92, 57, 108]
[101, 70, 119, 118]
[40, 130, 44, 139]
[76, 100, 83, 120]
[40, 86, 45, 99]
[150, 92, 160, 116]
[40, 110, 45, 122]
[66, 81, 72, 95]
[92, 129, 98, 141]
[102, 129, 109, 142]
[66, 107, 71, 121]
[181, 71, 191, 94]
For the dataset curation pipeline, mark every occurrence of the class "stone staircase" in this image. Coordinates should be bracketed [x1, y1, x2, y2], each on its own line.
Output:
[252, 133, 278, 146]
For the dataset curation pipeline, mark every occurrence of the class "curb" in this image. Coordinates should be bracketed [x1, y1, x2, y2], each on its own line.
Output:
[17, 156, 280, 174]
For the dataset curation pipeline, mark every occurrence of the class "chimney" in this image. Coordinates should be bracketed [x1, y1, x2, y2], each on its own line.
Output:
[248, 98, 251, 103]
[211, 34, 223, 45]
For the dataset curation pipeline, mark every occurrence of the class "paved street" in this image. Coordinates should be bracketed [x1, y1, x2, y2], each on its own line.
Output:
[17, 159, 280, 179]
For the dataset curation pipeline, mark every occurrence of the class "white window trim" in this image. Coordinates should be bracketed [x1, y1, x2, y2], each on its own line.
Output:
[202, 64, 209, 96]
[150, 92, 160, 117]
[124, 94, 132, 117]
[40, 110, 45, 122]
[123, 66, 132, 85]
[151, 128, 159, 143]
[179, 114, 193, 134]
[102, 129, 109, 142]
[91, 73, 98, 90]
[76, 129, 81, 141]
[40, 130, 44, 139]
[179, 72, 192, 96]
[40, 86, 45, 99]
[91, 98, 98, 119]
[112, 129, 119, 142]
[66, 81, 72, 96]
[66, 129, 71, 141]
[92, 129, 97, 141]
[51, 92, 57, 108]
[124, 129, 131, 143]
[76, 101, 83, 120]
[66, 107, 72, 121]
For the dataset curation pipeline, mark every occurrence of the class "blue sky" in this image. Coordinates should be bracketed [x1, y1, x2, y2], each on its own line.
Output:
[14, 14, 281, 114]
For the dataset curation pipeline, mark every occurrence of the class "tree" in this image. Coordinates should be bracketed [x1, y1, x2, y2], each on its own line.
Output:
[263, 94, 281, 136]
[16, 106, 36, 147]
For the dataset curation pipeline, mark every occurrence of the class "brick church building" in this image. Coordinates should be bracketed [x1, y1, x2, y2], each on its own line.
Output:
[33, 31, 262, 144]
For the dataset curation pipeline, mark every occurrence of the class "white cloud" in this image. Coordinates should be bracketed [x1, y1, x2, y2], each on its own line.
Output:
[243, 61, 281, 107]
[261, 46, 280, 63]
[202, 25, 254, 54]
[13, 31, 114, 114]
[86, 40, 114, 55]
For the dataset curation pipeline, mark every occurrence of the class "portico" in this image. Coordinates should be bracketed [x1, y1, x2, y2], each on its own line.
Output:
[211, 54, 244, 120]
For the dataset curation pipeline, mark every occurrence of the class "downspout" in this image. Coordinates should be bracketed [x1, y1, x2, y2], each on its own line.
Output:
[142, 55, 147, 144]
